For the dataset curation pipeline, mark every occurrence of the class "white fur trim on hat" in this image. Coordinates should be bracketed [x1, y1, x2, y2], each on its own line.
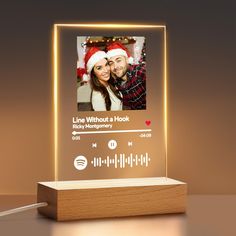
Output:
[82, 73, 90, 82]
[128, 57, 134, 64]
[86, 51, 107, 74]
[107, 48, 128, 59]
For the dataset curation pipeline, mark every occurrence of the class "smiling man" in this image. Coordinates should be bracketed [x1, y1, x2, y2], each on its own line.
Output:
[106, 42, 146, 110]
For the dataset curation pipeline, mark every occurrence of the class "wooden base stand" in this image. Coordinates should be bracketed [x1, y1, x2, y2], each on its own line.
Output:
[37, 177, 187, 221]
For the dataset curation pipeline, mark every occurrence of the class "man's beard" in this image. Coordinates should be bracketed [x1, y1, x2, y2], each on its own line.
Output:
[113, 69, 127, 80]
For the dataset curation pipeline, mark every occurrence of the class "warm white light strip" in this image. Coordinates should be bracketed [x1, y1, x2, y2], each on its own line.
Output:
[55, 23, 165, 28]
[54, 24, 58, 181]
[163, 26, 168, 177]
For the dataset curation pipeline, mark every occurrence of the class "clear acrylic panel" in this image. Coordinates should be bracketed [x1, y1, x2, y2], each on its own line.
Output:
[53, 24, 167, 181]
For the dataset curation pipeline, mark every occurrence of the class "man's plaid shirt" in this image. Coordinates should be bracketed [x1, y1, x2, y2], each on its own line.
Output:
[114, 63, 146, 110]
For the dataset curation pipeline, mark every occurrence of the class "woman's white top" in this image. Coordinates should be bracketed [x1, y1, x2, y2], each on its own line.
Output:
[92, 86, 122, 111]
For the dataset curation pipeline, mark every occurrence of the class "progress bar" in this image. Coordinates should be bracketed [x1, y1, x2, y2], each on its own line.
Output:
[72, 129, 152, 135]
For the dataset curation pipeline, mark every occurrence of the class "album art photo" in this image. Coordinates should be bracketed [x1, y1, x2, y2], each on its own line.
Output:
[76, 36, 146, 112]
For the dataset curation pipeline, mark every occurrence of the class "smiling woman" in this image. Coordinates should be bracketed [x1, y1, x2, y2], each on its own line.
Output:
[85, 47, 123, 111]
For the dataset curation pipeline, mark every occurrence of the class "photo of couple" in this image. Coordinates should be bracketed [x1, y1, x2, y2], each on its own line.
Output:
[77, 36, 146, 111]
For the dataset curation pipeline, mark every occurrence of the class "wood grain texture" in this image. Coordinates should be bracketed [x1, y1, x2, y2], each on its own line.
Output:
[37, 177, 187, 221]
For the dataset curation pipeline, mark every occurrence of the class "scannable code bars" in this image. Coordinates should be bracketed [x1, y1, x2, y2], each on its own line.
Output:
[91, 153, 150, 168]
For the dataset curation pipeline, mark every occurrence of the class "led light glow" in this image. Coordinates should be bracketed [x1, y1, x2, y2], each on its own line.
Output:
[53, 24, 168, 180]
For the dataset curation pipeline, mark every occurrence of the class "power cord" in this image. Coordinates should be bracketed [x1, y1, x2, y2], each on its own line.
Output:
[0, 202, 48, 217]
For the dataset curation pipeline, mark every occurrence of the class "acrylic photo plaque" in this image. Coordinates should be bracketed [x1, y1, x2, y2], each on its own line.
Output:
[53, 24, 167, 181]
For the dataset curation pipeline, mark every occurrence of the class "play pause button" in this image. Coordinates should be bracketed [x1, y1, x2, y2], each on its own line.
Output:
[108, 140, 117, 150]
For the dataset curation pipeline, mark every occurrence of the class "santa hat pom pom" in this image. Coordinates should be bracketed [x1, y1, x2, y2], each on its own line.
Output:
[128, 56, 134, 64]
[82, 73, 90, 82]
[77, 67, 86, 78]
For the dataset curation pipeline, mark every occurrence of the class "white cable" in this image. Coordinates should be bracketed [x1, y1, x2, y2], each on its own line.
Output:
[0, 202, 48, 217]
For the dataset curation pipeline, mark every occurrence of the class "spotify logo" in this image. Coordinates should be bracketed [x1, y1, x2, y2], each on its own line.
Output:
[74, 156, 88, 170]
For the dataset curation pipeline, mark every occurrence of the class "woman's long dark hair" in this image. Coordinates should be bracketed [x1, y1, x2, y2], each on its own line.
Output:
[90, 68, 122, 111]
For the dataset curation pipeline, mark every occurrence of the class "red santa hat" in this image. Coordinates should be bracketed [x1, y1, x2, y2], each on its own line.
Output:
[84, 47, 107, 74]
[106, 42, 134, 64]
[77, 67, 90, 82]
